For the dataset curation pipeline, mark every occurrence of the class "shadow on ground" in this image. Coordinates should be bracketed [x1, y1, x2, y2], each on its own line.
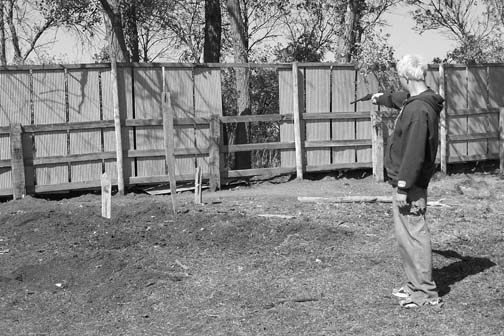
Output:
[433, 249, 496, 297]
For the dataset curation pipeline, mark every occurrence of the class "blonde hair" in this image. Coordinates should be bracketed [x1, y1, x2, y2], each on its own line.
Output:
[397, 54, 427, 81]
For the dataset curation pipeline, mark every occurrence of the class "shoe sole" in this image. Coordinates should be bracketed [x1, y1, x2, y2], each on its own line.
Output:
[392, 292, 410, 299]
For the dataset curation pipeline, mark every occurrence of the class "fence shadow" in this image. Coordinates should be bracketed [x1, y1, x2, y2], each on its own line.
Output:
[433, 249, 495, 297]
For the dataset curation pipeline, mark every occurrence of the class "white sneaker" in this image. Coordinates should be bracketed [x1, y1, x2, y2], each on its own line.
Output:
[392, 286, 411, 299]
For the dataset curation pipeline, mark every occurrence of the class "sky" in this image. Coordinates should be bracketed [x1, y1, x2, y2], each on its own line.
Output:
[47, 4, 455, 64]
[381, 5, 456, 62]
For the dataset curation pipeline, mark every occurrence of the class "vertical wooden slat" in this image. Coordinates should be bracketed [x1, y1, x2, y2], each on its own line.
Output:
[305, 67, 330, 166]
[292, 62, 304, 179]
[10, 124, 25, 199]
[371, 109, 384, 182]
[331, 67, 356, 163]
[134, 68, 165, 177]
[445, 67, 467, 161]
[195, 68, 222, 174]
[279, 68, 295, 167]
[425, 67, 440, 93]
[165, 68, 195, 177]
[33, 70, 67, 186]
[427, 66, 443, 165]
[439, 64, 448, 173]
[110, 60, 125, 194]
[68, 69, 102, 182]
[355, 71, 378, 163]
[488, 66, 504, 156]
[501, 108, 504, 174]
[208, 114, 222, 191]
[467, 66, 488, 156]
[162, 91, 177, 213]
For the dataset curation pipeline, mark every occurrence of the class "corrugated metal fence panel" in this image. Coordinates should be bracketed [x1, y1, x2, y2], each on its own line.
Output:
[68, 69, 102, 182]
[445, 67, 468, 159]
[488, 66, 504, 155]
[0, 71, 32, 124]
[467, 67, 489, 157]
[0, 135, 10, 191]
[331, 68, 356, 163]
[355, 72, 378, 163]
[195, 68, 222, 174]
[165, 68, 195, 176]
[305, 67, 331, 166]
[0, 71, 31, 190]
[134, 68, 165, 177]
[278, 68, 295, 167]
[33, 70, 68, 185]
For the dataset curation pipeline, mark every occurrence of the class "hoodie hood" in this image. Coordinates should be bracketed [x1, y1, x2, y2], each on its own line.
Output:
[404, 88, 444, 114]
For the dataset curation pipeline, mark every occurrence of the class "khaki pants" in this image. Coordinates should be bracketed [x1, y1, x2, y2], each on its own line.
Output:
[393, 186, 438, 303]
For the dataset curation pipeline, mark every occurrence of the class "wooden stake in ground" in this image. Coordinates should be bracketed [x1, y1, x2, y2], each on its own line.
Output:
[101, 172, 112, 219]
[194, 166, 203, 205]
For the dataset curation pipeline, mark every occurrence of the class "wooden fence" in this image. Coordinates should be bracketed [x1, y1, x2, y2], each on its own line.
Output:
[0, 62, 503, 198]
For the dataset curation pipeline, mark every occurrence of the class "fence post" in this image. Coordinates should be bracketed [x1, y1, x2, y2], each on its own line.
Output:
[439, 64, 448, 174]
[209, 114, 222, 191]
[10, 123, 26, 200]
[500, 108, 504, 175]
[292, 62, 305, 179]
[371, 109, 384, 182]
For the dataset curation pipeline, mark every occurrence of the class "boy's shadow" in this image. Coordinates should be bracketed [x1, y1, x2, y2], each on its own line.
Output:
[433, 249, 495, 297]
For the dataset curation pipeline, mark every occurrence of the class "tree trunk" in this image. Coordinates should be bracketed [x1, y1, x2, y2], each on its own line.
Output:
[342, 0, 363, 63]
[227, 0, 251, 170]
[6, 0, 21, 64]
[204, 0, 221, 63]
[0, 0, 6, 65]
[99, 0, 130, 62]
[123, 2, 140, 62]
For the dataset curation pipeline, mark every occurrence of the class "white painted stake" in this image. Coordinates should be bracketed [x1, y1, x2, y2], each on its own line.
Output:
[101, 172, 112, 219]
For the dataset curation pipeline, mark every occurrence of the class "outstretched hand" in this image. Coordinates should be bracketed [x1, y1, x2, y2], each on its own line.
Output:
[371, 93, 383, 105]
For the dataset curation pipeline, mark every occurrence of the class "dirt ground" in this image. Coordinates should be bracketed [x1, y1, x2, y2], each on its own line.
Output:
[0, 169, 503, 336]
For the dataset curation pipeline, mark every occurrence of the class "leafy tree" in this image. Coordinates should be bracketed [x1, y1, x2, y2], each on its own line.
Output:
[487, 0, 504, 25]
[276, 1, 344, 62]
[0, 0, 6, 64]
[0, 0, 100, 64]
[406, 0, 503, 63]
[274, 0, 400, 63]
[345, 0, 402, 61]
[143, 0, 204, 62]
[98, 0, 129, 61]
[355, 29, 398, 90]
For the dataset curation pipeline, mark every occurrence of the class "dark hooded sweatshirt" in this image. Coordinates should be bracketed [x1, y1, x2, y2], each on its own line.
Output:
[376, 89, 444, 194]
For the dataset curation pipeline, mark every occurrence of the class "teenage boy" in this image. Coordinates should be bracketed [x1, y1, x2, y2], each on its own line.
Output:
[371, 54, 445, 308]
